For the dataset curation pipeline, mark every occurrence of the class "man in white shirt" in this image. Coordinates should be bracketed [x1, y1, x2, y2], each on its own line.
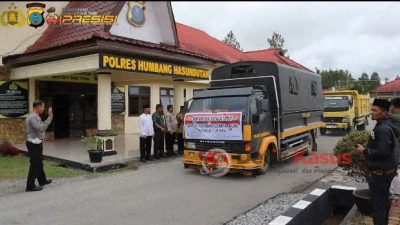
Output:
[139, 105, 154, 163]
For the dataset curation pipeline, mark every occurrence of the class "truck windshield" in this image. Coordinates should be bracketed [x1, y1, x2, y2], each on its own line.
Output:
[189, 96, 249, 113]
[324, 97, 350, 111]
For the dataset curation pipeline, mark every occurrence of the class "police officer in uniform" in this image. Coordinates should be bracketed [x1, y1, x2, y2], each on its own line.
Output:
[152, 104, 167, 159]
[356, 98, 400, 225]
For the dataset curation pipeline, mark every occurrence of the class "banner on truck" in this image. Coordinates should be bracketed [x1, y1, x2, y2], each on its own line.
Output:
[184, 112, 243, 141]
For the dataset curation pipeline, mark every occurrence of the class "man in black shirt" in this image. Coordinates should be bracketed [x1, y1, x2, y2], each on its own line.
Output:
[356, 98, 400, 225]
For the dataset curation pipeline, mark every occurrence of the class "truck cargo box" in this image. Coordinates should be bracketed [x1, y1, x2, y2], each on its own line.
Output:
[210, 61, 324, 131]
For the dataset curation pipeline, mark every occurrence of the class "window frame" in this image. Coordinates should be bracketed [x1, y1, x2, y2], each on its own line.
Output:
[128, 86, 150, 117]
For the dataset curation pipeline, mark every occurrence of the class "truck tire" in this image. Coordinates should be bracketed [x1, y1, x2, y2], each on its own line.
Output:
[347, 124, 354, 134]
[357, 123, 366, 131]
[257, 149, 271, 175]
[320, 128, 326, 135]
[304, 132, 315, 156]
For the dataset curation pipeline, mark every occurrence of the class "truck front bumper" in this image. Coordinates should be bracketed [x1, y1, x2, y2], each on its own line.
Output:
[322, 123, 348, 129]
[183, 150, 263, 171]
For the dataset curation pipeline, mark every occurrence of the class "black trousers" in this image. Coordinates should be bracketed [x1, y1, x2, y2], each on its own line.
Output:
[140, 136, 152, 160]
[177, 133, 184, 153]
[26, 141, 47, 189]
[165, 132, 176, 154]
[368, 171, 396, 225]
[153, 131, 165, 157]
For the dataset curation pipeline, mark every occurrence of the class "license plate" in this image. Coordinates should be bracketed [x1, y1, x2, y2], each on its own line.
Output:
[326, 125, 336, 128]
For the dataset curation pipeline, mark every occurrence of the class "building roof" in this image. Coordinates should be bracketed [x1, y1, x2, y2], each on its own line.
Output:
[373, 77, 400, 93]
[21, 1, 310, 71]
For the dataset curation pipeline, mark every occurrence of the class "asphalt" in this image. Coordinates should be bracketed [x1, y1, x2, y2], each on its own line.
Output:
[0, 122, 374, 225]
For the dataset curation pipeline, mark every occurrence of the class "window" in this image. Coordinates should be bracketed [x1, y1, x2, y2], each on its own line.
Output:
[311, 81, 318, 96]
[128, 86, 150, 116]
[160, 88, 174, 113]
[289, 76, 299, 95]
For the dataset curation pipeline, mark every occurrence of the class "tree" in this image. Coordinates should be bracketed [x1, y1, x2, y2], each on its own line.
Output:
[267, 31, 288, 57]
[223, 31, 242, 51]
[369, 72, 381, 91]
[320, 69, 354, 90]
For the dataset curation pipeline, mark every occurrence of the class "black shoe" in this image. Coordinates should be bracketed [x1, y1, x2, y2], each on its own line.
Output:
[39, 179, 52, 186]
[25, 186, 43, 192]
[160, 155, 167, 158]
[178, 151, 183, 155]
[171, 152, 178, 156]
[140, 159, 147, 163]
[147, 158, 154, 161]
[154, 156, 160, 160]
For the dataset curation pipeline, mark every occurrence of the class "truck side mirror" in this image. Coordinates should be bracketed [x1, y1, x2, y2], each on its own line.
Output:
[261, 99, 270, 112]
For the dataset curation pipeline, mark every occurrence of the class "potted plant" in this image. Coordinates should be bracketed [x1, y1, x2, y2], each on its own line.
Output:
[333, 130, 394, 215]
[82, 136, 103, 163]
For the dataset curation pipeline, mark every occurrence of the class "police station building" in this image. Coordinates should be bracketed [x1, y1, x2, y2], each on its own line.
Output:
[1, 1, 309, 144]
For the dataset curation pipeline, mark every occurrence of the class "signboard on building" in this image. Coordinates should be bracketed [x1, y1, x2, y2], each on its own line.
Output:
[0, 80, 28, 118]
[184, 112, 243, 141]
[100, 54, 209, 80]
[39, 73, 97, 84]
[111, 84, 125, 115]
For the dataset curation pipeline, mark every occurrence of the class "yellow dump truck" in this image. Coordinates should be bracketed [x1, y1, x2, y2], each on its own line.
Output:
[320, 90, 370, 135]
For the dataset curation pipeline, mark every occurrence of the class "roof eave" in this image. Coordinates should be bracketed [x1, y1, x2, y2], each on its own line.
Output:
[2, 38, 219, 68]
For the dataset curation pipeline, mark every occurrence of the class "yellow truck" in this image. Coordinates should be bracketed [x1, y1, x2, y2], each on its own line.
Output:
[320, 90, 370, 135]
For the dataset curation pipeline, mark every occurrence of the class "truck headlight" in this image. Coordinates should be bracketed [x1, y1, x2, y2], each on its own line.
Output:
[342, 117, 349, 123]
[187, 142, 196, 149]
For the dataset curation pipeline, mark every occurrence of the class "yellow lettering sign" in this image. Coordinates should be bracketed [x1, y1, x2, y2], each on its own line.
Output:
[101, 55, 209, 79]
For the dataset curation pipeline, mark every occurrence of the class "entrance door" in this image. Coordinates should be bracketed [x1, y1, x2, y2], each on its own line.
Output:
[53, 95, 70, 139]
[69, 95, 85, 138]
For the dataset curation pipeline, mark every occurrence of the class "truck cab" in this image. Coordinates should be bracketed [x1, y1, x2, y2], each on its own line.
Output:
[321, 90, 370, 135]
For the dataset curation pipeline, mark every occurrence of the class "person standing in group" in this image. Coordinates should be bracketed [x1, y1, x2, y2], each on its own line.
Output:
[139, 105, 154, 163]
[152, 104, 167, 159]
[25, 100, 53, 192]
[389, 98, 400, 195]
[165, 104, 178, 157]
[356, 99, 400, 225]
[176, 106, 185, 155]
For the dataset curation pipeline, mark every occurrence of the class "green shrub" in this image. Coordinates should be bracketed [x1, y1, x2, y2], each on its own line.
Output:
[333, 130, 370, 182]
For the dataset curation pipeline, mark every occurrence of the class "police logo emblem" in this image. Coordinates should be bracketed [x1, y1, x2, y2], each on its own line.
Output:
[26, 3, 46, 29]
[0, 3, 25, 27]
[127, 1, 145, 27]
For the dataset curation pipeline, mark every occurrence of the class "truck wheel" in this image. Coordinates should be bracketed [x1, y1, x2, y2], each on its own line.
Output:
[257, 149, 271, 175]
[347, 124, 354, 134]
[304, 133, 315, 156]
[320, 128, 326, 135]
[357, 123, 366, 131]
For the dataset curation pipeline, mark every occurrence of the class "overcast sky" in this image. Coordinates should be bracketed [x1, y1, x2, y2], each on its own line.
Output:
[172, 1, 400, 80]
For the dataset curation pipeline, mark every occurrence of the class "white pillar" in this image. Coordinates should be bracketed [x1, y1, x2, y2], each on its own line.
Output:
[173, 81, 185, 113]
[29, 78, 35, 112]
[97, 72, 112, 131]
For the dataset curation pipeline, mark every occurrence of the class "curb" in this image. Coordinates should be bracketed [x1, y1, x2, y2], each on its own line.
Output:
[269, 185, 357, 225]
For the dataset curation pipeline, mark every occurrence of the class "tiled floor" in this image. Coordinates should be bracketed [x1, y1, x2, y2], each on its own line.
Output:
[15, 134, 143, 167]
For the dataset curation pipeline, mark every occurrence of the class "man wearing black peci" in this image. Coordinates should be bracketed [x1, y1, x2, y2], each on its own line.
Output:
[138, 105, 154, 163]
[356, 98, 400, 225]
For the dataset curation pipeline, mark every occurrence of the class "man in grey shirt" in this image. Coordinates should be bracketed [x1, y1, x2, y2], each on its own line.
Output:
[25, 100, 53, 192]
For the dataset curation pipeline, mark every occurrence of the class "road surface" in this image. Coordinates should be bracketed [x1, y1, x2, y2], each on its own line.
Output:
[0, 124, 373, 225]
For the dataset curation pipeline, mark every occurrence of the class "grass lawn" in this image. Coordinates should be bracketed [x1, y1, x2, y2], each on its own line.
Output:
[0, 155, 90, 180]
